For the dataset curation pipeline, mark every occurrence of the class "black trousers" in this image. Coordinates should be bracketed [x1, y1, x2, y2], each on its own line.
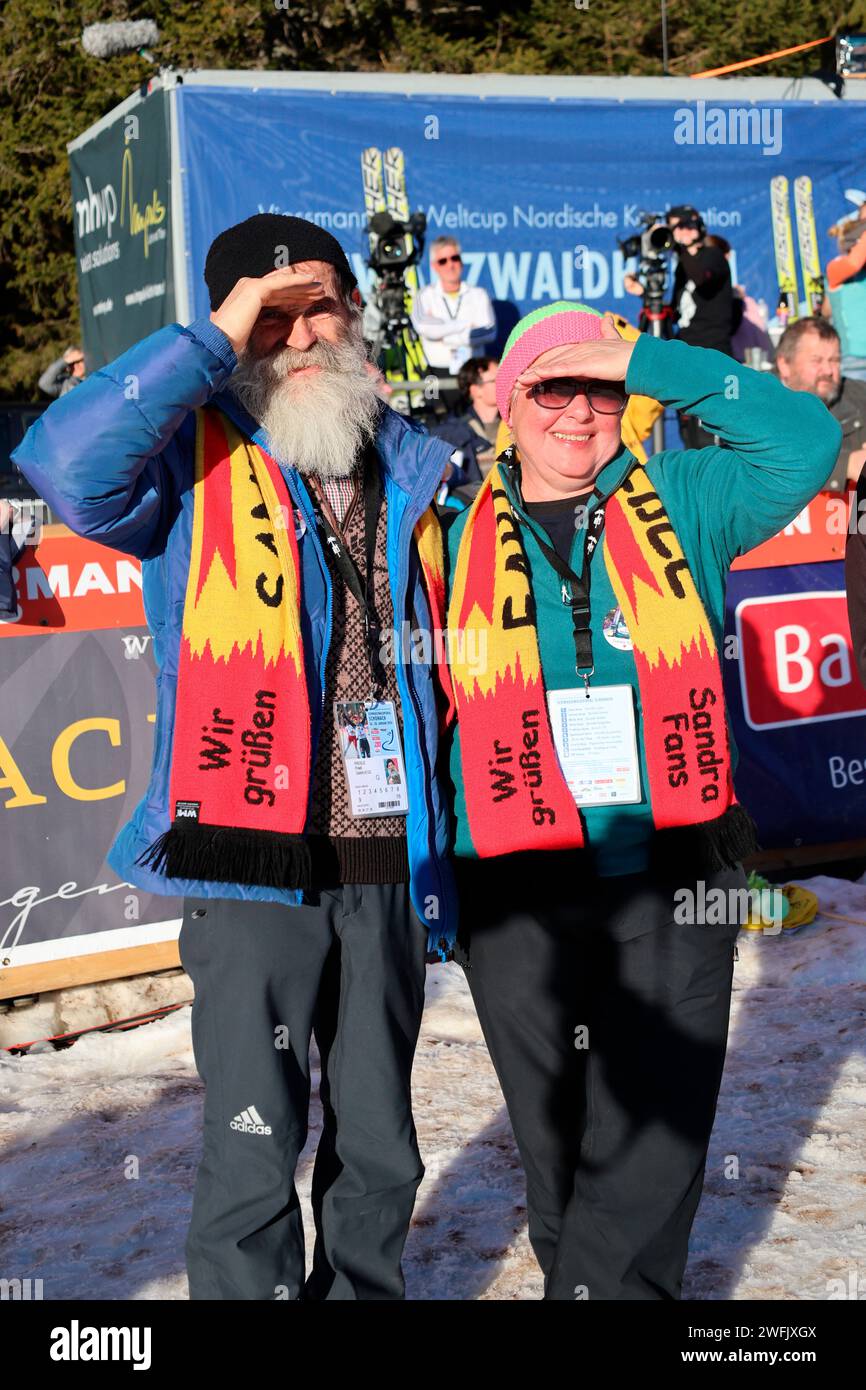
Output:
[455, 856, 745, 1300]
[178, 882, 427, 1300]
[0, 528, 25, 615]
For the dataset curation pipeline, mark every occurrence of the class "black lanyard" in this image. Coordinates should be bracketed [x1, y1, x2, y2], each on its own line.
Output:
[441, 287, 463, 320]
[509, 465, 611, 694]
[308, 452, 386, 701]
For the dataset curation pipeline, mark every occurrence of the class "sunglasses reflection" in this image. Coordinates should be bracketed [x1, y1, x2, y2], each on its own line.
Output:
[528, 378, 628, 415]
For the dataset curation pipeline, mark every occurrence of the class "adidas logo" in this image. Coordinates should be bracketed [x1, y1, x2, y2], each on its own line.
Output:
[229, 1104, 272, 1136]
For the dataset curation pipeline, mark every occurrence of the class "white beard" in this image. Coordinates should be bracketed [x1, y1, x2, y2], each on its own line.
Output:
[229, 314, 382, 478]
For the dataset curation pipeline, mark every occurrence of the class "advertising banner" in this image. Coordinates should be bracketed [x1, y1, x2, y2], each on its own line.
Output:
[731, 492, 851, 571]
[69, 88, 175, 368]
[0, 532, 182, 980]
[176, 85, 866, 337]
[724, 559, 866, 848]
[4, 528, 866, 985]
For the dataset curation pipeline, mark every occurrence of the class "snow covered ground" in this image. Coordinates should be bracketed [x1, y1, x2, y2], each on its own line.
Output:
[1, 873, 865, 1301]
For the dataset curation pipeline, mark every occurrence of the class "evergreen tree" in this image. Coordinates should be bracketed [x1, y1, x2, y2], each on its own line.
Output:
[1, 0, 863, 394]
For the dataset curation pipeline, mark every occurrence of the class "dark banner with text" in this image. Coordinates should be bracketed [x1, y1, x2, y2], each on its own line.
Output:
[0, 531, 182, 975]
[725, 559, 866, 849]
[69, 88, 175, 369]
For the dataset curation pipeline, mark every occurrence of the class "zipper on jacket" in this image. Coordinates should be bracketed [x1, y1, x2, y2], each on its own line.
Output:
[394, 447, 455, 957]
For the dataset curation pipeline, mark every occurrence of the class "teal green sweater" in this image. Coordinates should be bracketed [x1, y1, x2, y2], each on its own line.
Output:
[445, 333, 842, 875]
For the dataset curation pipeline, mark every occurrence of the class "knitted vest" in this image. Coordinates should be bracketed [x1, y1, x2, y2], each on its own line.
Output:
[305, 460, 409, 884]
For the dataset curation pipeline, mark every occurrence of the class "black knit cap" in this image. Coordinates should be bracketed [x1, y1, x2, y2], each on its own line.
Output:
[667, 204, 706, 236]
[204, 213, 357, 310]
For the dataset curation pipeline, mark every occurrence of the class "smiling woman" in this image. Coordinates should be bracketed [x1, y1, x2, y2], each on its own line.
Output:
[498, 304, 635, 499]
[441, 296, 842, 1301]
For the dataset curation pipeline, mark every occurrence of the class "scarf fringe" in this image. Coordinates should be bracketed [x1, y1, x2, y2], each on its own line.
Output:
[135, 822, 312, 891]
[702, 803, 760, 871]
[650, 804, 759, 877]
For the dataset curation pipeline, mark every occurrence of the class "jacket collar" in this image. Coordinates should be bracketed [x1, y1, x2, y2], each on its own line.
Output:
[430, 279, 468, 302]
[592, 443, 640, 499]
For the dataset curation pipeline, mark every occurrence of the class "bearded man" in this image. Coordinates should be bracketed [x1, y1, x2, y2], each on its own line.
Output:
[12, 215, 458, 1301]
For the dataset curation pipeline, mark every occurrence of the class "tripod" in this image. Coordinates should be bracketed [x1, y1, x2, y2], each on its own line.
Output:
[638, 261, 673, 455]
[366, 271, 436, 422]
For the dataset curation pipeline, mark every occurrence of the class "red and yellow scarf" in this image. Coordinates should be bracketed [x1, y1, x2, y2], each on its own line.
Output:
[446, 459, 738, 858]
[137, 406, 446, 890]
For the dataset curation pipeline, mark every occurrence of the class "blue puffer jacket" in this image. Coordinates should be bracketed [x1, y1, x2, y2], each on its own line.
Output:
[12, 318, 459, 956]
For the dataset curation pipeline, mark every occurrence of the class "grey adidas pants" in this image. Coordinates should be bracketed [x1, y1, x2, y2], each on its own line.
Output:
[455, 856, 745, 1300]
[178, 883, 428, 1300]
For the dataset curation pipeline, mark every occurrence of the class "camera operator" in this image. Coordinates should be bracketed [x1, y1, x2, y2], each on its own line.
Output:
[666, 206, 735, 356]
[38, 345, 87, 399]
[625, 206, 735, 448]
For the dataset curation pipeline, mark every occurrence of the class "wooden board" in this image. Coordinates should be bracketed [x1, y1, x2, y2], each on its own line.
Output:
[0, 940, 182, 1001]
[745, 838, 866, 874]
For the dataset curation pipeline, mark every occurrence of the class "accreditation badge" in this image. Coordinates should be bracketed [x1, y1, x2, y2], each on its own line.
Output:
[547, 685, 642, 808]
[334, 699, 409, 818]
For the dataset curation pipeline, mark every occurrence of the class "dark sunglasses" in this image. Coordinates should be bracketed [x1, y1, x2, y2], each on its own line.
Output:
[527, 377, 628, 415]
[435, 254, 462, 265]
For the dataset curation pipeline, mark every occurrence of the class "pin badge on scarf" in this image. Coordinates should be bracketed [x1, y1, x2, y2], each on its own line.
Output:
[602, 605, 633, 651]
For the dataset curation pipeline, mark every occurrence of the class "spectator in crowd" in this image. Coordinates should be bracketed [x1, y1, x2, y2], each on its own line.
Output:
[13, 213, 458, 1301]
[411, 237, 496, 407]
[455, 355, 500, 476]
[38, 345, 87, 398]
[436, 316, 665, 512]
[825, 200, 866, 382]
[835, 207, 866, 685]
[492, 314, 664, 471]
[441, 299, 840, 1301]
[625, 205, 734, 448]
[0, 498, 29, 618]
[775, 318, 866, 492]
[428, 356, 501, 491]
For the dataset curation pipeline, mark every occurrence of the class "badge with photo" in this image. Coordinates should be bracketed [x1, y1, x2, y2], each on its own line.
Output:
[334, 699, 409, 816]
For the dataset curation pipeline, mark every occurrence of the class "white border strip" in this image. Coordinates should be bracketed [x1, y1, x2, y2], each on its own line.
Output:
[7, 919, 181, 968]
[170, 70, 866, 102]
[168, 83, 191, 326]
[67, 69, 866, 152]
[67, 74, 167, 153]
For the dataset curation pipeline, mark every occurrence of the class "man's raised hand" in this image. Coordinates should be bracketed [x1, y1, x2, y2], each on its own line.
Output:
[210, 268, 325, 354]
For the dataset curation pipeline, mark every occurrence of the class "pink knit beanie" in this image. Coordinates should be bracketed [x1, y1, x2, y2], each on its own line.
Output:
[496, 301, 605, 425]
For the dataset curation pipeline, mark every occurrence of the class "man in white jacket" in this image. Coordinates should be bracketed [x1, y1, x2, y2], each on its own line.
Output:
[410, 236, 496, 404]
